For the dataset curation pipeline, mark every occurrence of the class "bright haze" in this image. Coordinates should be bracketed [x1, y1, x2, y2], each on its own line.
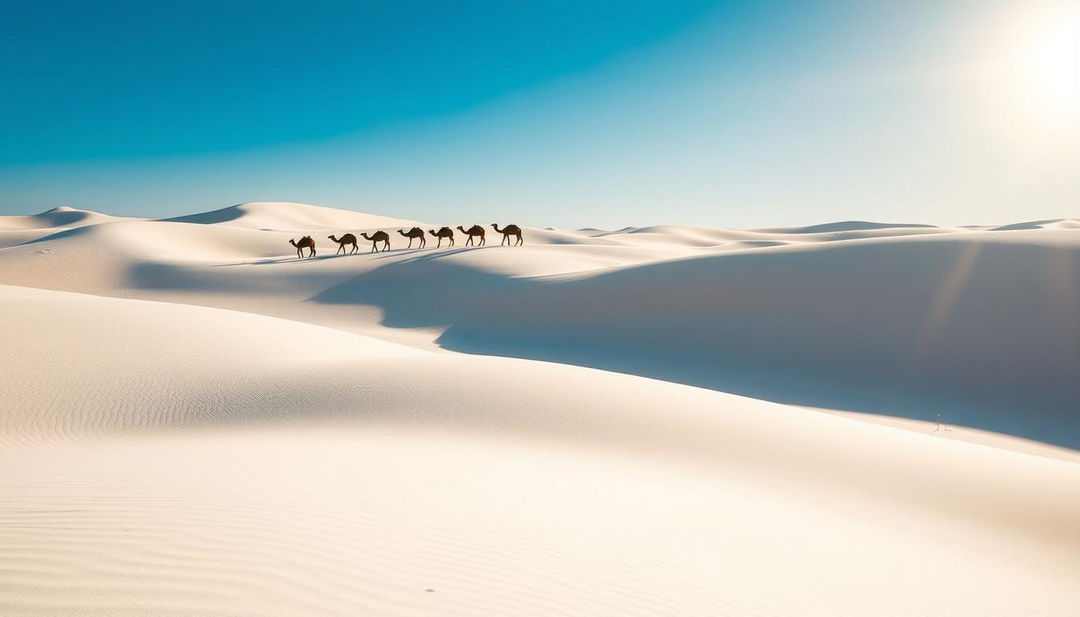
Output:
[2, 0, 1078, 227]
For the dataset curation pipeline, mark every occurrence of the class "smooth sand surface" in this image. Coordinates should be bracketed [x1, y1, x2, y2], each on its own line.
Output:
[1, 203, 1078, 616]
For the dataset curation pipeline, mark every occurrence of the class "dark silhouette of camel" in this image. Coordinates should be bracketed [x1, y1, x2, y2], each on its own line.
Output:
[457, 225, 486, 246]
[398, 227, 426, 248]
[289, 236, 316, 259]
[492, 223, 523, 246]
[361, 231, 391, 253]
[328, 233, 358, 255]
[429, 227, 455, 248]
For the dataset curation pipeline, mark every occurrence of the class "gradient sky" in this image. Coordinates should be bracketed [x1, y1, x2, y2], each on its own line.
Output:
[2, 0, 1078, 227]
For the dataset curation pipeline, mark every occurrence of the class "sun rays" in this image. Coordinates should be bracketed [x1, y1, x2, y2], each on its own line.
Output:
[1047, 246, 1080, 358]
[909, 242, 982, 369]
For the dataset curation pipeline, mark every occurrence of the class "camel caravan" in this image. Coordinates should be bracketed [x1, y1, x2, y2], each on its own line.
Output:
[289, 223, 523, 259]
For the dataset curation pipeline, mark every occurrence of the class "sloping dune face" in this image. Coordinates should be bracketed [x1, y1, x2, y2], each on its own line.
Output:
[1, 203, 1079, 616]
[1, 285, 1078, 616]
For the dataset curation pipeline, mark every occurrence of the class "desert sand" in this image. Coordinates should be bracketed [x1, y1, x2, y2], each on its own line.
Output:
[1, 202, 1078, 616]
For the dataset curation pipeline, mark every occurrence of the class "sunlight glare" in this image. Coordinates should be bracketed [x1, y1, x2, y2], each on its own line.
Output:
[1030, 10, 1080, 110]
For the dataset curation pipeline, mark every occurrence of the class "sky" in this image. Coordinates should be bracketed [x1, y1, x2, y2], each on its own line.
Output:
[1, 0, 1078, 227]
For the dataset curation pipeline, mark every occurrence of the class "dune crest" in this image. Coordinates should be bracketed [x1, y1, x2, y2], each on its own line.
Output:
[162, 201, 422, 231]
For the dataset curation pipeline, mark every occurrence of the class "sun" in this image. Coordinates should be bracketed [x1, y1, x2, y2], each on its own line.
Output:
[980, 1, 1080, 120]
[1029, 9, 1080, 110]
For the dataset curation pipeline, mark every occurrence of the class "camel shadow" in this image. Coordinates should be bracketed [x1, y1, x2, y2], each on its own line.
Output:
[382, 246, 489, 263]
[226, 253, 356, 267]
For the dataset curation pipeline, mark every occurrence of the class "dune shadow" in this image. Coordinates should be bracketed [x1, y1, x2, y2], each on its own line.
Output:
[311, 237, 1080, 449]
[35, 209, 94, 227]
[128, 261, 265, 292]
[160, 206, 245, 225]
[23, 224, 102, 245]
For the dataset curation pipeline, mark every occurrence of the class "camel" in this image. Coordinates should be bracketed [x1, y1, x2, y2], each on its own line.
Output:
[398, 227, 426, 248]
[429, 226, 455, 248]
[492, 223, 523, 246]
[328, 233, 358, 255]
[457, 225, 486, 246]
[289, 236, 316, 259]
[360, 231, 391, 253]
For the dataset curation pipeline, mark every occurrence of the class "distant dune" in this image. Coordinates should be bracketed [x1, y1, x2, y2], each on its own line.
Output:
[0, 205, 121, 230]
[756, 220, 940, 234]
[0, 205, 134, 249]
[1, 202, 1077, 616]
[990, 218, 1080, 231]
[161, 201, 423, 231]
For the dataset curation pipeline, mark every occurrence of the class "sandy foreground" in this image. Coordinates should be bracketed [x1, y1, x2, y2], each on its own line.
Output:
[1, 202, 1078, 616]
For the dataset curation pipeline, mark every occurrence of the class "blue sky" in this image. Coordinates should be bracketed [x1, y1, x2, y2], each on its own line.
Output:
[2, 0, 1077, 227]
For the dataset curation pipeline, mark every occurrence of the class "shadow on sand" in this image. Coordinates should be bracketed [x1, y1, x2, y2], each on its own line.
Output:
[310, 237, 1080, 449]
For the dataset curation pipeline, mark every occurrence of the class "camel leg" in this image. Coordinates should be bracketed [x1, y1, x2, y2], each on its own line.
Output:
[383, 241, 389, 252]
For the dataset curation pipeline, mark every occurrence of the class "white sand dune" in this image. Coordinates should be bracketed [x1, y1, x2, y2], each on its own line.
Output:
[161, 201, 423, 231]
[1, 202, 1078, 615]
[757, 220, 942, 234]
[0, 206, 134, 249]
[0, 205, 123, 231]
[8, 207, 1074, 445]
[991, 218, 1080, 231]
